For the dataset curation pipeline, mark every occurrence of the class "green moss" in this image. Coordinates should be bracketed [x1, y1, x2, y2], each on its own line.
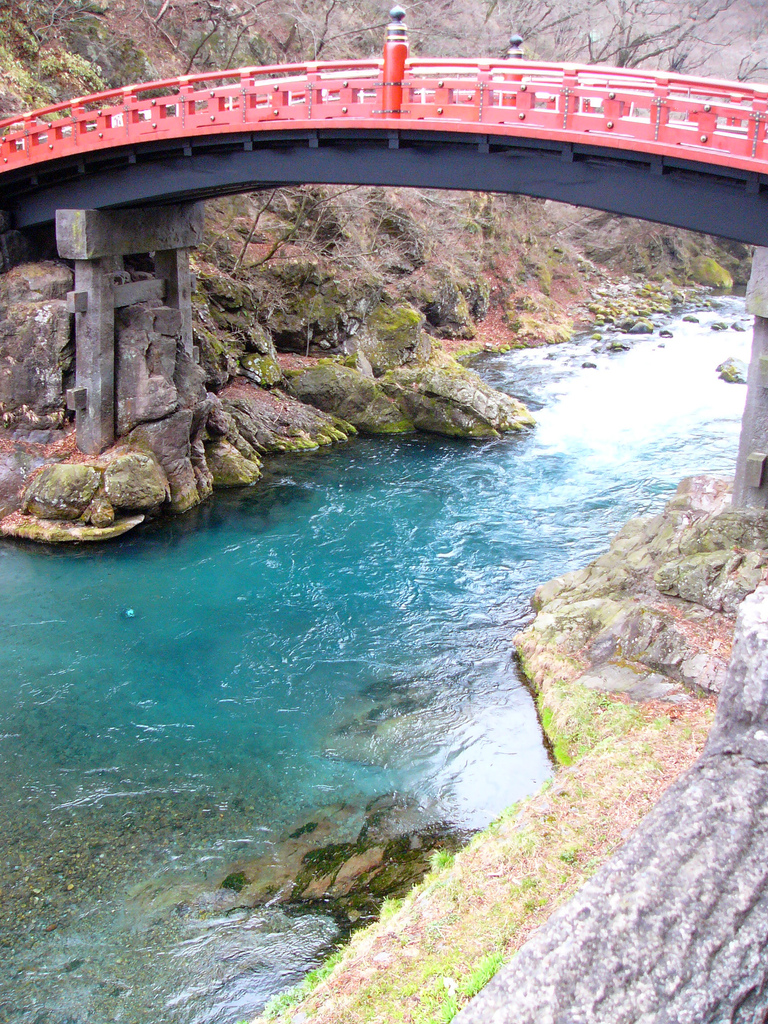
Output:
[220, 871, 248, 892]
[689, 257, 733, 290]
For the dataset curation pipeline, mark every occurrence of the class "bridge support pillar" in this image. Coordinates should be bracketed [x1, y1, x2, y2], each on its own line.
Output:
[70, 256, 118, 455]
[56, 203, 204, 454]
[153, 247, 194, 355]
[734, 248, 768, 508]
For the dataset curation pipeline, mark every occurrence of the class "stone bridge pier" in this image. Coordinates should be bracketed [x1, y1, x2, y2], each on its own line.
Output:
[734, 246, 768, 507]
[55, 202, 203, 454]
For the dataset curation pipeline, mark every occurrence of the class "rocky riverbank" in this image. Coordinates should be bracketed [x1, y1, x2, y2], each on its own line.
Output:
[0, 257, 538, 542]
[0, 241, 741, 546]
[256, 475, 766, 1024]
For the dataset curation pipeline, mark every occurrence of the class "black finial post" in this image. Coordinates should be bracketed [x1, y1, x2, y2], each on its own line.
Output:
[507, 34, 524, 59]
[387, 6, 407, 43]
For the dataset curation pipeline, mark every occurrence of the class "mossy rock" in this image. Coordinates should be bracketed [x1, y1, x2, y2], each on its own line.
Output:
[205, 440, 262, 487]
[103, 450, 170, 512]
[2, 514, 144, 544]
[384, 365, 535, 438]
[22, 464, 101, 521]
[240, 352, 282, 388]
[689, 257, 733, 290]
[287, 363, 414, 434]
[716, 358, 747, 384]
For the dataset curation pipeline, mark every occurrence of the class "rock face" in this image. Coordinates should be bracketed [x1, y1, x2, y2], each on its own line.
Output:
[116, 305, 181, 434]
[0, 262, 74, 429]
[457, 585, 768, 1024]
[518, 476, 768, 698]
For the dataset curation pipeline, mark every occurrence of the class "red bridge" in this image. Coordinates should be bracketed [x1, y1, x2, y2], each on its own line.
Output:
[2, 9, 768, 243]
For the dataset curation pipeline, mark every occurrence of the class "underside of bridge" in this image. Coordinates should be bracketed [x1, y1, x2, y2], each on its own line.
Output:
[4, 129, 768, 247]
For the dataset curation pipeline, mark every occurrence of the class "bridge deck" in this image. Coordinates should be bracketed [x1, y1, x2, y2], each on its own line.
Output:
[2, 58, 768, 241]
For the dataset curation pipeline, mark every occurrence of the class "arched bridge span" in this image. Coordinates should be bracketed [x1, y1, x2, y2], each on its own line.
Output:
[2, 54, 768, 243]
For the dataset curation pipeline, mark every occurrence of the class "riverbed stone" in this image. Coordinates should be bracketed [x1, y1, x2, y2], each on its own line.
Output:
[103, 450, 170, 512]
[21, 463, 101, 520]
[717, 356, 747, 383]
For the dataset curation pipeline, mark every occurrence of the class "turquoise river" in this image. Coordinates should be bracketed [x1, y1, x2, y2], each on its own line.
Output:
[0, 295, 751, 1023]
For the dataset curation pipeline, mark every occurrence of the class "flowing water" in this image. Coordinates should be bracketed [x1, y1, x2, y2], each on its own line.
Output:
[0, 296, 750, 1023]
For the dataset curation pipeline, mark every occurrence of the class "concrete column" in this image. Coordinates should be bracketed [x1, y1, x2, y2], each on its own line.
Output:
[734, 248, 768, 508]
[72, 257, 118, 454]
[154, 247, 193, 354]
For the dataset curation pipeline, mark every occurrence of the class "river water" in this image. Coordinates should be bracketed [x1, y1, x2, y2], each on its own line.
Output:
[0, 296, 750, 1023]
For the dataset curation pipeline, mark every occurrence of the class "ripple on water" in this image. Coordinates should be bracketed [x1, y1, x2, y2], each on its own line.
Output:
[0, 297, 750, 1023]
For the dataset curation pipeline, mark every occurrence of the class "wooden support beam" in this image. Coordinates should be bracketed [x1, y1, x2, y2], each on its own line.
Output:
[56, 203, 204, 259]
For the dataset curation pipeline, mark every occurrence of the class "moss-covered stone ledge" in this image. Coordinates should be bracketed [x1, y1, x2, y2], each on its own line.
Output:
[1, 449, 169, 543]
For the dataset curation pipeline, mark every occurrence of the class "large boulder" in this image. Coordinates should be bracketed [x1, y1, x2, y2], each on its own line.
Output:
[21, 464, 101, 520]
[103, 450, 170, 512]
[383, 365, 536, 438]
[287, 364, 414, 434]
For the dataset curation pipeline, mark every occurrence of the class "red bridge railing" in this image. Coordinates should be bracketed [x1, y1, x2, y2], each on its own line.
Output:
[2, 28, 768, 179]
